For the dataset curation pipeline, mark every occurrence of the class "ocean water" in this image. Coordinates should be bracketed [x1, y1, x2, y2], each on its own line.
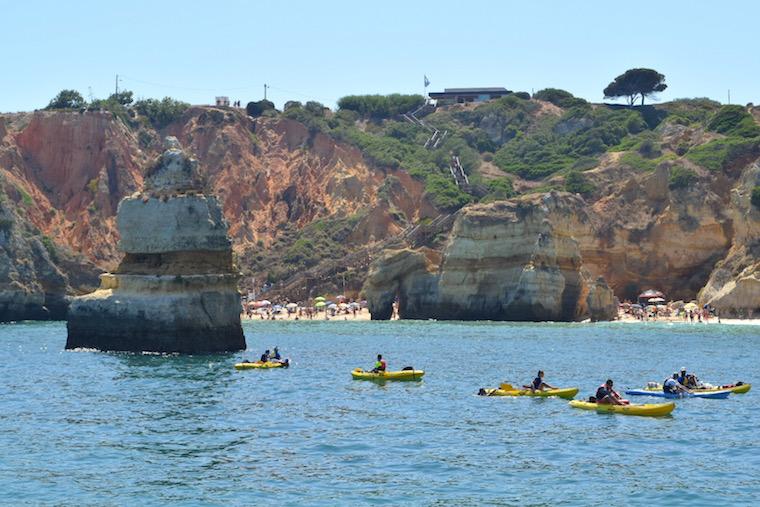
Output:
[1, 320, 758, 506]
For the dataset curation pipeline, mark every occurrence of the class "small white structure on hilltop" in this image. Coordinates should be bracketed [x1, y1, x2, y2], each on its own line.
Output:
[215, 96, 230, 107]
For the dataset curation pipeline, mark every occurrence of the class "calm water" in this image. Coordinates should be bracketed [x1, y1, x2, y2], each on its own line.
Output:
[1, 320, 758, 506]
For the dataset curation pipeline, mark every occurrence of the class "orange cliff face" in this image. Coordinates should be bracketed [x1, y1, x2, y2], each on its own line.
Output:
[0, 108, 435, 295]
[166, 109, 434, 255]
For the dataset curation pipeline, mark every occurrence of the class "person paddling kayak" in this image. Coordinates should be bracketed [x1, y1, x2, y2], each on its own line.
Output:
[371, 354, 387, 373]
[595, 379, 627, 405]
[525, 370, 557, 392]
[260, 349, 271, 363]
[663, 373, 690, 395]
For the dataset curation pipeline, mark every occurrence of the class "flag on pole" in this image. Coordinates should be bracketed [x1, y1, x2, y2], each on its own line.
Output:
[424, 75, 430, 87]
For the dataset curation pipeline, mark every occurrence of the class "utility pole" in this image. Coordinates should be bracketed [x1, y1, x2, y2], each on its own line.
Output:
[264, 83, 268, 101]
[727, 89, 731, 105]
[115, 74, 120, 95]
[88, 87, 94, 102]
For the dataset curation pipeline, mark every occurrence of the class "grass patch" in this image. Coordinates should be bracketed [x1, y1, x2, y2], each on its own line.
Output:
[668, 166, 698, 190]
[686, 137, 760, 172]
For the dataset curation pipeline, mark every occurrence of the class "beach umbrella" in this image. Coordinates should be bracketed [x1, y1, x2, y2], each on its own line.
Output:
[286, 303, 298, 309]
[315, 301, 326, 308]
[314, 296, 326, 302]
[273, 304, 283, 310]
[349, 302, 360, 309]
[338, 303, 348, 309]
[336, 295, 347, 301]
[328, 303, 338, 310]
[684, 302, 698, 311]
[649, 297, 666, 303]
[639, 290, 664, 299]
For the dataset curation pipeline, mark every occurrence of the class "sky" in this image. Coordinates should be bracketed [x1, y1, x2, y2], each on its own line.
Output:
[2, 0, 759, 112]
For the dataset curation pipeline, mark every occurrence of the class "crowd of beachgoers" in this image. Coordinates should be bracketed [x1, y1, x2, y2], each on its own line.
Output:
[241, 295, 373, 321]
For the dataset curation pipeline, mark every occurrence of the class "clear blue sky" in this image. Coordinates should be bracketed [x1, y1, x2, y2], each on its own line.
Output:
[2, 0, 758, 112]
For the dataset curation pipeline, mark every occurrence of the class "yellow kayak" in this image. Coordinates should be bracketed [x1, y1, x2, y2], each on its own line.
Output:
[479, 387, 579, 399]
[569, 400, 675, 417]
[234, 361, 289, 370]
[643, 383, 750, 394]
[351, 368, 424, 381]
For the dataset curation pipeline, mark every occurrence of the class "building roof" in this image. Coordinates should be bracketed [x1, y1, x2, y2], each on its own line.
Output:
[441, 87, 509, 94]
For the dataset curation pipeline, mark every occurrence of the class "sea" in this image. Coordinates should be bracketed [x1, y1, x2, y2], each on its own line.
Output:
[1, 320, 758, 506]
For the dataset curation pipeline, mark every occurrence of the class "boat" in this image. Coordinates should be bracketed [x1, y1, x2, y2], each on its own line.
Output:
[625, 388, 731, 399]
[351, 368, 424, 381]
[642, 383, 750, 394]
[234, 361, 289, 369]
[569, 400, 675, 417]
[478, 383, 578, 399]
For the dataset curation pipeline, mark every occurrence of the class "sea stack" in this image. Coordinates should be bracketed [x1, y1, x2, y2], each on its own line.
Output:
[66, 137, 246, 353]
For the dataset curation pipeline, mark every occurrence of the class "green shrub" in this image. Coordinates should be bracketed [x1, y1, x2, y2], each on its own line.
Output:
[619, 152, 657, 172]
[245, 99, 275, 118]
[423, 173, 471, 210]
[686, 137, 760, 172]
[751, 186, 760, 208]
[484, 177, 515, 200]
[513, 91, 531, 100]
[45, 89, 86, 110]
[663, 98, 721, 125]
[668, 166, 698, 190]
[40, 235, 58, 261]
[337, 94, 425, 120]
[707, 105, 760, 138]
[134, 97, 190, 129]
[532, 88, 587, 108]
[564, 171, 595, 196]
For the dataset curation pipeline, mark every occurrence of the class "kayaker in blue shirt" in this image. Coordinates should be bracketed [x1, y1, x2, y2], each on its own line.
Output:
[272, 347, 282, 360]
[260, 350, 271, 363]
[527, 370, 556, 392]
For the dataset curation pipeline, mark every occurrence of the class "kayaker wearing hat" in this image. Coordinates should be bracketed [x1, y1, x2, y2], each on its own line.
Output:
[595, 379, 626, 405]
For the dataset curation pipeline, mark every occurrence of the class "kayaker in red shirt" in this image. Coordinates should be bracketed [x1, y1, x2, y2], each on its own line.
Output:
[595, 379, 627, 405]
[371, 354, 387, 373]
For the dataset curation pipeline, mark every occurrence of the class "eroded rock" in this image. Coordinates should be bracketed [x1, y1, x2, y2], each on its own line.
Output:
[363, 193, 617, 321]
[66, 139, 245, 352]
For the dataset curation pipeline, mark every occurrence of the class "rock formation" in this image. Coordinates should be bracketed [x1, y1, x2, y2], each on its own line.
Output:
[66, 138, 245, 352]
[698, 161, 760, 316]
[363, 193, 618, 321]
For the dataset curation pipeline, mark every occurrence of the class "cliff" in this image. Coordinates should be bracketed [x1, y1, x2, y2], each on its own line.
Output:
[1, 93, 759, 320]
[0, 108, 432, 320]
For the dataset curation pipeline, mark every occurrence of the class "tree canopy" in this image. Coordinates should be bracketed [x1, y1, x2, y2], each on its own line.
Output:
[337, 94, 425, 120]
[246, 99, 275, 118]
[603, 68, 667, 106]
[45, 89, 86, 110]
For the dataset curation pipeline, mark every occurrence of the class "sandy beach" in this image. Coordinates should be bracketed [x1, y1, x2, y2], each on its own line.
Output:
[243, 310, 760, 325]
[242, 310, 374, 322]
